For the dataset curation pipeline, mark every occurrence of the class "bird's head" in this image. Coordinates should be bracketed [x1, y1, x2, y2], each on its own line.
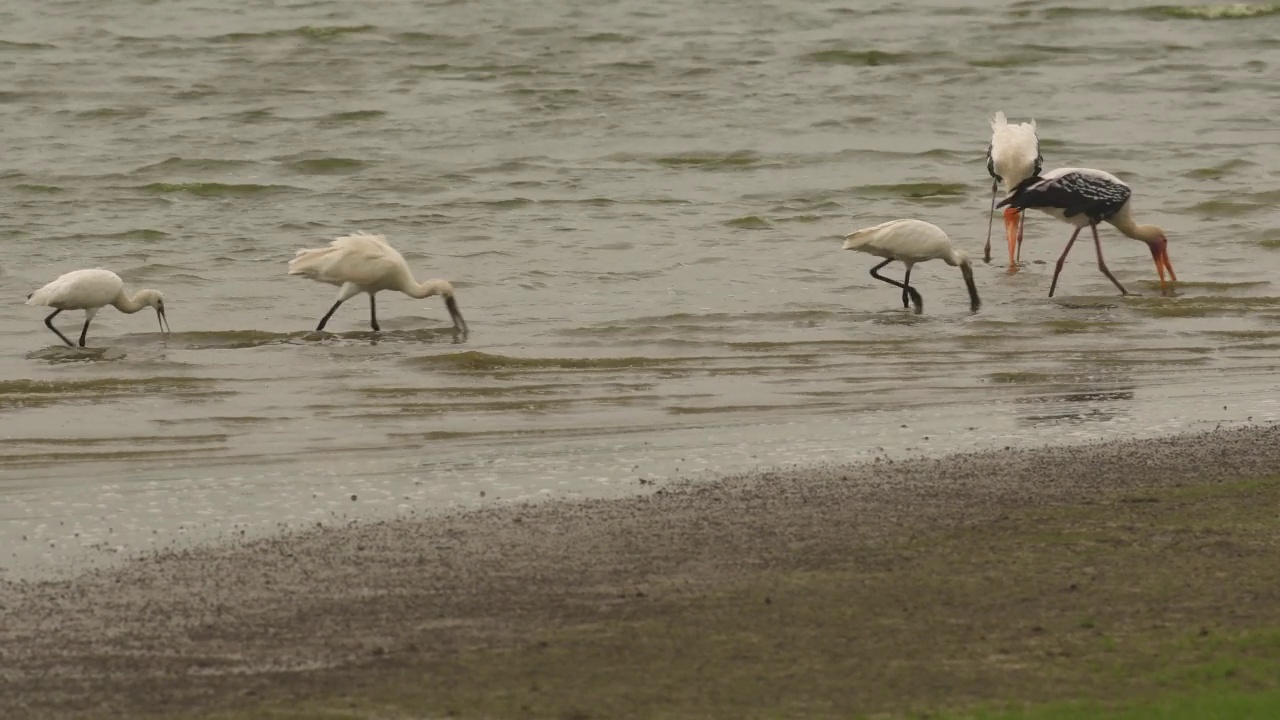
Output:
[1138, 225, 1177, 292]
[139, 290, 171, 337]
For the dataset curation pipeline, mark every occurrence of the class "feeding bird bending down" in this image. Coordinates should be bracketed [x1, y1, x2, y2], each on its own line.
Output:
[288, 231, 468, 334]
[997, 167, 1176, 297]
[25, 268, 170, 347]
[985, 111, 1043, 267]
[842, 219, 981, 314]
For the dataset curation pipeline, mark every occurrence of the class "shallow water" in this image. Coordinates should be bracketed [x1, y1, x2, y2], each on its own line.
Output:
[2, 0, 1280, 577]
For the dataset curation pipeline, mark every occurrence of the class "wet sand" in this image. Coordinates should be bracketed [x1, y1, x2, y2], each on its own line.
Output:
[3, 423, 1280, 719]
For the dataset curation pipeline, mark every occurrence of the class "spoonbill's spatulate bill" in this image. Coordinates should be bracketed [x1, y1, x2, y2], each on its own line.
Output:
[842, 219, 981, 314]
[288, 231, 468, 334]
[997, 167, 1177, 297]
[25, 268, 170, 347]
[984, 111, 1043, 267]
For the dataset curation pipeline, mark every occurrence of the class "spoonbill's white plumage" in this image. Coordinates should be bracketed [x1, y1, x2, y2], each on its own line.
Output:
[25, 268, 170, 347]
[288, 231, 468, 334]
[997, 167, 1176, 297]
[842, 219, 981, 314]
[985, 111, 1043, 266]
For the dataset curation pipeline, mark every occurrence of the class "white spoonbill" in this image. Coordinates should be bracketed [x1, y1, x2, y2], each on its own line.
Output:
[842, 219, 981, 314]
[997, 167, 1176, 297]
[984, 111, 1042, 267]
[25, 268, 170, 347]
[288, 231, 468, 334]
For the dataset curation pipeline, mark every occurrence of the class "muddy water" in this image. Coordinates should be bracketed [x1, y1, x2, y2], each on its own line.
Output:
[2, 0, 1279, 577]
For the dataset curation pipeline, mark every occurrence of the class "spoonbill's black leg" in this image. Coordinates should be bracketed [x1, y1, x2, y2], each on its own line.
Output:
[869, 260, 923, 314]
[901, 266, 913, 308]
[369, 295, 380, 332]
[983, 178, 998, 264]
[43, 309, 74, 346]
[1015, 212, 1027, 264]
[78, 316, 92, 347]
[316, 300, 344, 331]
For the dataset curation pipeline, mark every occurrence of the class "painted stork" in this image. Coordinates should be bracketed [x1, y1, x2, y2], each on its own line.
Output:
[997, 167, 1176, 297]
[842, 219, 981, 314]
[984, 111, 1042, 267]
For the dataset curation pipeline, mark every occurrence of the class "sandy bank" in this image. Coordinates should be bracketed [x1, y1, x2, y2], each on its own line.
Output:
[3, 423, 1280, 719]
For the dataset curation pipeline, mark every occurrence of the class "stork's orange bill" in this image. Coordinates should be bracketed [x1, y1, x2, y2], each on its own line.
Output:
[1003, 207, 1021, 267]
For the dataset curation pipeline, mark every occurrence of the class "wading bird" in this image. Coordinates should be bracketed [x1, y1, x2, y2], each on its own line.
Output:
[288, 231, 468, 334]
[984, 111, 1042, 267]
[997, 167, 1176, 297]
[25, 268, 170, 347]
[842, 219, 981, 314]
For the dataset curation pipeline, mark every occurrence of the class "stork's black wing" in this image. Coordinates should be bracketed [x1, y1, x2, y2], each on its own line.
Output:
[997, 171, 1131, 223]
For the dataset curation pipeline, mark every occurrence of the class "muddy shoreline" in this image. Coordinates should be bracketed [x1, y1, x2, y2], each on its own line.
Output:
[3, 423, 1280, 719]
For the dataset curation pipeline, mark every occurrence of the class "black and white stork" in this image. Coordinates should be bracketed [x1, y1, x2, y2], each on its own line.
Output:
[997, 167, 1176, 297]
[984, 111, 1042, 267]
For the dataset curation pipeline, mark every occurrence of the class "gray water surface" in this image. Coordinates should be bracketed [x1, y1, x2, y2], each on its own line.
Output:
[2, 0, 1280, 577]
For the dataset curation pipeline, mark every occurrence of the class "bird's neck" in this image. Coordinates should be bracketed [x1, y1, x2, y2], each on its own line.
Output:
[111, 291, 149, 314]
[1108, 208, 1163, 244]
[406, 278, 452, 299]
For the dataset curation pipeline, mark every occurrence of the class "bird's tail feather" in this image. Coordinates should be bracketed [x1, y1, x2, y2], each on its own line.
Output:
[287, 247, 333, 277]
[841, 227, 878, 250]
[996, 175, 1043, 209]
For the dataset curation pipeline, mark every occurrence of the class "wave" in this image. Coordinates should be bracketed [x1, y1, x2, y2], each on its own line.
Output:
[406, 351, 678, 372]
[653, 151, 764, 170]
[132, 157, 258, 173]
[317, 110, 386, 123]
[855, 182, 969, 199]
[0, 377, 223, 407]
[0, 40, 55, 51]
[724, 216, 772, 229]
[282, 157, 371, 175]
[799, 49, 923, 66]
[1181, 158, 1256, 179]
[210, 25, 376, 42]
[1144, 4, 1280, 20]
[1038, 3, 1279, 20]
[137, 182, 302, 197]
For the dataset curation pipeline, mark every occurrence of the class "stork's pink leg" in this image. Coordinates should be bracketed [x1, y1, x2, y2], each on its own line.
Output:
[1049, 227, 1083, 297]
[1090, 223, 1128, 296]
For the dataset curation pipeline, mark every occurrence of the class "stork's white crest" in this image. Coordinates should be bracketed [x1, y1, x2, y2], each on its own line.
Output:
[288, 231, 468, 334]
[25, 268, 171, 347]
[984, 111, 1043, 267]
[841, 219, 980, 314]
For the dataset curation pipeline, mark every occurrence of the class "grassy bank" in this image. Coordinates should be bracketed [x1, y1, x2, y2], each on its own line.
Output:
[196, 476, 1280, 720]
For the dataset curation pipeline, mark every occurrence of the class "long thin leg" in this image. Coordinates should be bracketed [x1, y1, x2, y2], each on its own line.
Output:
[1049, 227, 1084, 298]
[870, 260, 923, 314]
[1090, 223, 1128, 296]
[369, 295, 380, 332]
[316, 300, 344, 331]
[901, 266, 913, 308]
[1015, 211, 1026, 263]
[78, 316, 92, 347]
[983, 180, 998, 264]
[43, 309, 73, 347]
